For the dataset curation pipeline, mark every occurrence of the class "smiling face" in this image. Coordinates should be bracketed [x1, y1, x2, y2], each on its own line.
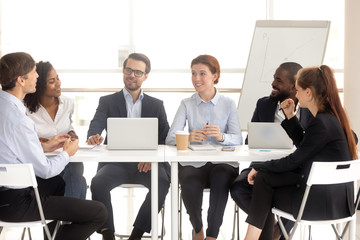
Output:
[123, 58, 148, 92]
[43, 68, 61, 98]
[191, 63, 218, 94]
[270, 67, 295, 102]
[295, 80, 311, 108]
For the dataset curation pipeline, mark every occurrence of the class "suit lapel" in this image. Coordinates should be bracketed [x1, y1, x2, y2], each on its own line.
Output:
[264, 98, 277, 122]
[117, 90, 127, 117]
[141, 94, 149, 117]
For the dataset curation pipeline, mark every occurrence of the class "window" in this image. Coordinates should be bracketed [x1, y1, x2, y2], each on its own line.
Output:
[0, 0, 264, 89]
[0, 0, 345, 131]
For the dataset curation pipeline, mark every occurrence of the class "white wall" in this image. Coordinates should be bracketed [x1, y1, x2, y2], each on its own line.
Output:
[344, 0, 360, 150]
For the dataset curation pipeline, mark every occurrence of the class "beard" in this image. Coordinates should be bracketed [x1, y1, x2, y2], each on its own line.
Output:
[269, 88, 290, 102]
[124, 77, 141, 91]
[125, 83, 141, 91]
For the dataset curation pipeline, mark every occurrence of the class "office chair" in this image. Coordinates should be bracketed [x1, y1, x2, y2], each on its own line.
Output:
[113, 184, 165, 240]
[272, 160, 360, 240]
[0, 163, 60, 240]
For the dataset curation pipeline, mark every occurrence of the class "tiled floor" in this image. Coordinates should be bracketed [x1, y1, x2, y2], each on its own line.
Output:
[1, 163, 360, 240]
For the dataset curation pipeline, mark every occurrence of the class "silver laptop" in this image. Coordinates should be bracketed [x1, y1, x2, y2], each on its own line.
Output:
[107, 118, 158, 150]
[247, 122, 293, 149]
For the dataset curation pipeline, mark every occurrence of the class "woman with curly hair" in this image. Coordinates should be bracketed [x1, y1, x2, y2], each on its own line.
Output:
[24, 61, 87, 199]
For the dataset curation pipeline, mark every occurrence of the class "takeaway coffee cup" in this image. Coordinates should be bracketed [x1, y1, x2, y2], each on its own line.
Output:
[175, 131, 189, 151]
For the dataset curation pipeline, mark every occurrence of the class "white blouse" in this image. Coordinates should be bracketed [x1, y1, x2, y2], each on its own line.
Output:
[26, 95, 75, 139]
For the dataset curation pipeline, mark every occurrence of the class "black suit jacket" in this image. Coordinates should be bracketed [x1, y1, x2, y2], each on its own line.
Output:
[87, 90, 169, 145]
[245, 96, 313, 144]
[252, 112, 355, 220]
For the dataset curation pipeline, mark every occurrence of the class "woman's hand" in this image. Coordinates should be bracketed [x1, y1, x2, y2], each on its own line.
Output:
[189, 129, 207, 143]
[39, 137, 49, 143]
[203, 124, 223, 142]
[247, 168, 258, 185]
[280, 98, 296, 119]
[137, 162, 151, 173]
[67, 130, 79, 141]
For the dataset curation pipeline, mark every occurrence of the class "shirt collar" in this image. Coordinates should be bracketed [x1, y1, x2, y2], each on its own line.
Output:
[0, 90, 26, 114]
[123, 88, 144, 102]
[58, 96, 64, 105]
[195, 88, 220, 105]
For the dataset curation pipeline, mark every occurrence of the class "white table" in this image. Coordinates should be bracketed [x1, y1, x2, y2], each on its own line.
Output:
[57, 145, 357, 240]
[70, 145, 165, 240]
[164, 145, 294, 240]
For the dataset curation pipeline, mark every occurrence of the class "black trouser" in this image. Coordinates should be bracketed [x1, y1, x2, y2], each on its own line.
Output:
[91, 162, 170, 233]
[0, 176, 107, 240]
[179, 162, 238, 238]
[230, 167, 297, 240]
[241, 171, 301, 240]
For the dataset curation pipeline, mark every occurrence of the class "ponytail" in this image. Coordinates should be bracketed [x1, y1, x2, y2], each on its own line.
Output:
[319, 65, 357, 159]
[297, 65, 357, 160]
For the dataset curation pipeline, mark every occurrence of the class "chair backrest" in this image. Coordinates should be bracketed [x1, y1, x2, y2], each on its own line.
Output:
[0, 163, 56, 240]
[0, 164, 37, 188]
[307, 159, 360, 186]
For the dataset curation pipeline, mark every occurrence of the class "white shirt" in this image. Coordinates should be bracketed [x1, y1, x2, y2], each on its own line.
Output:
[123, 88, 144, 118]
[0, 91, 69, 183]
[26, 96, 75, 139]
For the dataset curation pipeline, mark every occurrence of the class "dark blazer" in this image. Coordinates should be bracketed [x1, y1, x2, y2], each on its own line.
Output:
[250, 96, 313, 127]
[252, 112, 355, 220]
[87, 90, 169, 145]
[245, 96, 313, 144]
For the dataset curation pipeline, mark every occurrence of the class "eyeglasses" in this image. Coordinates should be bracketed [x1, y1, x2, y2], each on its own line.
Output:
[123, 67, 147, 77]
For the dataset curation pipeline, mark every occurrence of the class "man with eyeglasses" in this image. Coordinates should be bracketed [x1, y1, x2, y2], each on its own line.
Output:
[87, 53, 170, 240]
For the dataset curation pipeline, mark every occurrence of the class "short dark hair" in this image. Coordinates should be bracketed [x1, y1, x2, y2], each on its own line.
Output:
[191, 55, 221, 84]
[0, 52, 35, 91]
[279, 62, 302, 84]
[23, 61, 54, 113]
[123, 53, 151, 74]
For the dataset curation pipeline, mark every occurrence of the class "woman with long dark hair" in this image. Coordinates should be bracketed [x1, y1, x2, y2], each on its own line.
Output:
[24, 61, 87, 199]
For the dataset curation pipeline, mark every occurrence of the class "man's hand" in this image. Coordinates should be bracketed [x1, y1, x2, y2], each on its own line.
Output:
[137, 162, 151, 173]
[63, 139, 79, 157]
[42, 133, 71, 153]
[87, 134, 104, 145]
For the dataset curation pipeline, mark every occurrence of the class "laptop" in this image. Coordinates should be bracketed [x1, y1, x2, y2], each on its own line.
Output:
[107, 118, 158, 150]
[247, 122, 293, 149]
